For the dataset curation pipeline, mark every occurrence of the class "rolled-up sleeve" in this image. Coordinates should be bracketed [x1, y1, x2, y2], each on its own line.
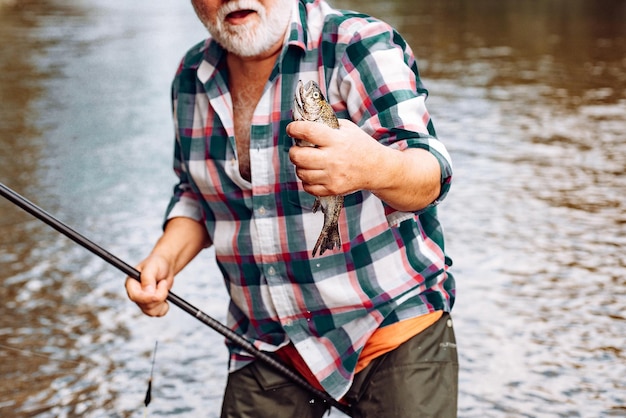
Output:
[333, 18, 453, 220]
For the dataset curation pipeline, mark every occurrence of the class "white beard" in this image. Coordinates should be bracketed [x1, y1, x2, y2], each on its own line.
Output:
[204, 0, 293, 58]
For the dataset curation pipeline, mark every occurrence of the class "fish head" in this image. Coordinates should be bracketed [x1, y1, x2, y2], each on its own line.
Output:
[293, 80, 327, 122]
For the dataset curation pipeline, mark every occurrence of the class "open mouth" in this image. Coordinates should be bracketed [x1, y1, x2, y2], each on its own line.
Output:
[293, 81, 308, 119]
[226, 9, 256, 22]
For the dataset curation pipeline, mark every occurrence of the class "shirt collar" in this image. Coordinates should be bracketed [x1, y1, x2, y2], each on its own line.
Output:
[197, 40, 225, 85]
[286, 0, 308, 52]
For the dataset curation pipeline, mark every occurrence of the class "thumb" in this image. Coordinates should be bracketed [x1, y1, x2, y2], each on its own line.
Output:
[138, 260, 160, 293]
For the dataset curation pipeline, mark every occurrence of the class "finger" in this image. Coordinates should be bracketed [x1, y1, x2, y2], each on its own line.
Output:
[126, 276, 170, 317]
[154, 275, 172, 303]
[142, 300, 170, 317]
[289, 143, 325, 170]
[296, 165, 327, 184]
[125, 274, 148, 301]
[125, 257, 172, 317]
[287, 121, 334, 147]
[288, 118, 355, 139]
[302, 182, 331, 197]
[125, 275, 157, 304]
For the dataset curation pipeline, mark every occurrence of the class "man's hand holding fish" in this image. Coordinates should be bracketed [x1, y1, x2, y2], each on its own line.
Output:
[287, 117, 443, 213]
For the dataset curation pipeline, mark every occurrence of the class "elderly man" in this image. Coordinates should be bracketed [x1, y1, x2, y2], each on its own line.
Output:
[126, 0, 458, 416]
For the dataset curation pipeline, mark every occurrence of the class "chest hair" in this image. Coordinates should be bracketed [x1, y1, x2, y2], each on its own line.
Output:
[231, 81, 266, 182]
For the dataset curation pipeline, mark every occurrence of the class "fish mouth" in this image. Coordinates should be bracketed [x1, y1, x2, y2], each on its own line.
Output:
[293, 80, 305, 120]
[293, 80, 316, 121]
[301, 80, 316, 95]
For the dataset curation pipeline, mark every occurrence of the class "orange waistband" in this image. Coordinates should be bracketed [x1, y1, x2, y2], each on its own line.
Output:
[274, 311, 444, 390]
[355, 310, 443, 373]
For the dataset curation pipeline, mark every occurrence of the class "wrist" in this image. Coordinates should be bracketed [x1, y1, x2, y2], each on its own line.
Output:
[366, 145, 403, 196]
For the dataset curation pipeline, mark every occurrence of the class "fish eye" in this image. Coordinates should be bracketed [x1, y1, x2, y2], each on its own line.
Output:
[313, 92, 320, 99]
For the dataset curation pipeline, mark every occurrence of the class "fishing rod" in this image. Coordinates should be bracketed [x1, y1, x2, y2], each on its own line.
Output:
[0, 182, 353, 416]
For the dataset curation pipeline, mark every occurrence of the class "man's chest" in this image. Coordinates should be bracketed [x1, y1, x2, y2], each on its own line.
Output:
[230, 74, 274, 182]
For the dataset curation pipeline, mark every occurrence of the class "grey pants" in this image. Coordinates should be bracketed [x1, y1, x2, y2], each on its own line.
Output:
[220, 313, 458, 418]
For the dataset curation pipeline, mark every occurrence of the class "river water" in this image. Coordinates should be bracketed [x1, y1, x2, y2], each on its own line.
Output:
[0, 0, 624, 417]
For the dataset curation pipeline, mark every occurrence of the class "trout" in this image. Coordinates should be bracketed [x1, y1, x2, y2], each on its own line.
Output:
[292, 80, 344, 257]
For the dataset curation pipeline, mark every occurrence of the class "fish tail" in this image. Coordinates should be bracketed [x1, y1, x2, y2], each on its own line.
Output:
[312, 222, 341, 257]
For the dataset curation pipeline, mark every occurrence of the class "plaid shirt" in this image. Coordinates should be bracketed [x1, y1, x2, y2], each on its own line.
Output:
[165, 0, 455, 399]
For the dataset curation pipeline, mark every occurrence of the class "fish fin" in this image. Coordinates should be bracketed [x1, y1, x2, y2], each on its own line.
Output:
[312, 197, 321, 214]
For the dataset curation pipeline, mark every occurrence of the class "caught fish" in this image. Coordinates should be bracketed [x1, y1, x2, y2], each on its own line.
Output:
[292, 80, 344, 257]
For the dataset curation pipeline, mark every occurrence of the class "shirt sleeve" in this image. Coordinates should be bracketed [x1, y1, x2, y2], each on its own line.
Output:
[163, 143, 205, 228]
[162, 66, 206, 229]
[334, 17, 453, 217]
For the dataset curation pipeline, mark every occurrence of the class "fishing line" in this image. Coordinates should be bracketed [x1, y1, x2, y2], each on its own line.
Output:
[0, 342, 82, 365]
[0, 182, 353, 416]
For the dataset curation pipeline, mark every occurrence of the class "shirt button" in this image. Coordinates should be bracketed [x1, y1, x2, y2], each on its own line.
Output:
[257, 206, 266, 216]
[267, 266, 276, 275]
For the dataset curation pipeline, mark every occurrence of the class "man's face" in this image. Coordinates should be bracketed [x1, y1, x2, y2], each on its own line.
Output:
[191, 0, 293, 58]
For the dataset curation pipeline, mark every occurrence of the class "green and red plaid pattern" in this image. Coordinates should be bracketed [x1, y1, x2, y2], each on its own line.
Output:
[165, 0, 455, 399]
